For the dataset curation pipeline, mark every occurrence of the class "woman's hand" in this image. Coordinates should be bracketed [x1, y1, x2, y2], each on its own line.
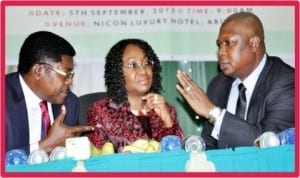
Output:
[142, 93, 173, 128]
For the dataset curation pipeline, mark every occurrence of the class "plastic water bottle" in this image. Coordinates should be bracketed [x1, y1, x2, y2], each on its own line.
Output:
[277, 128, 295, 145]
[183, 135, 206, 153]
[6, 149, 28, 165]
[254, 128, 295, 148]
[27, 149, 49, 164]
[160, 135, 182, 152]
[254, 131, 280, 148]
[49, 146, 66, 161]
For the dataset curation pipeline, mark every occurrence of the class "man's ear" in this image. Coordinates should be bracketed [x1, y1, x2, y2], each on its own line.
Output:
[250, 36, 260, 52]
[32, 64, 43, 80]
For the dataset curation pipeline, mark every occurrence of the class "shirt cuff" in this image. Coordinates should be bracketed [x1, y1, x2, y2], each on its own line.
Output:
[211, 109, 226, 140]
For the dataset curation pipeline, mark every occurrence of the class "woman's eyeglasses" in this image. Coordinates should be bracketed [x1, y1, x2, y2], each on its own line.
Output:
[124, 60, 154, 71]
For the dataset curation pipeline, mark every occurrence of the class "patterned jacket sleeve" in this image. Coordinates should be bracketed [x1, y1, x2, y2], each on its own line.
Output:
[152, 103, 185, 141]
[86, 101, 108, 150]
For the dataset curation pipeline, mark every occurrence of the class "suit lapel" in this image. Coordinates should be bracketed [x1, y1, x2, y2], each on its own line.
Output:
[247, 56, 273, 122]
[51, 104, 61, 120]
[221, 76, 235, 109]
[8, 73, 30, 142]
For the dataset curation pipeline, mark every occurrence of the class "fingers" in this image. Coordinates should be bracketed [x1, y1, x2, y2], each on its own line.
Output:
[60, 125, 95, 138]
[176, 83, 186, 96]
[153, 94, 158, 104]
[142, 93, 165, 111]
[176, 70, 193, 95]
[177, 70, 190, 87]
[70, 125, 95, 135]
[142, 93, 160, 105]
[142, 93, 171, 121]
[54, 105, 67, 124]
[53, 105, 94, 136]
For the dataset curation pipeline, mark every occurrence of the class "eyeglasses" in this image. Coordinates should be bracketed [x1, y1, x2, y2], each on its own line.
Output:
[38, 62, 75, 80]
[124, 60, 154, 71]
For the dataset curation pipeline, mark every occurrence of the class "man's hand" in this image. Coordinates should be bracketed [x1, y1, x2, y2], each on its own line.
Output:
[39, 105, 94, 153]
[176, 70, 214, 118]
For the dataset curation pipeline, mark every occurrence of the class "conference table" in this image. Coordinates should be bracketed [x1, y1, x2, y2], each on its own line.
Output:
[5, 144, 295, 173]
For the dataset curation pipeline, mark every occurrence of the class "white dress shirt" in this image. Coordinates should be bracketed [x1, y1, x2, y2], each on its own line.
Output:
[211, 54, 267, 140]
[19, 75, 54, 153]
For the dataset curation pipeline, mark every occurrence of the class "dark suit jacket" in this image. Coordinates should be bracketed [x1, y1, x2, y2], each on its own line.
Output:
[202, 55, 295, 149]
[5, 72, 80, 154]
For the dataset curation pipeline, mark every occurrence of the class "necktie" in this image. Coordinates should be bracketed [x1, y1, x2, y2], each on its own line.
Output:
[235, 83, 247, 120]
[39, 101, 51, 139]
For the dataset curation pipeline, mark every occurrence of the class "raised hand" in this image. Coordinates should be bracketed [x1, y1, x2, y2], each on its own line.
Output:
[39, 105, 94, 153]
[176, 70, 214, 118]
[142, 93, 173, 128]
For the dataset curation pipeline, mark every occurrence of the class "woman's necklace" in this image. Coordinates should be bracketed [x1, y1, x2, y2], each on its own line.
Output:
[131, 108, 147, 116]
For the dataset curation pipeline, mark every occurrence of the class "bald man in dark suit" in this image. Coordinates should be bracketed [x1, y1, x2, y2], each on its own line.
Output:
[176, 12, 294, 149]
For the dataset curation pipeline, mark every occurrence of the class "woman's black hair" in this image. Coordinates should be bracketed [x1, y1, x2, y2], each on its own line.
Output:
[104, 39, 162, 105]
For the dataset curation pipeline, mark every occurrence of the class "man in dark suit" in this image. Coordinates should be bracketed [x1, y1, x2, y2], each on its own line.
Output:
[6, 31, 94, 155]
[176, 12, 294, 149]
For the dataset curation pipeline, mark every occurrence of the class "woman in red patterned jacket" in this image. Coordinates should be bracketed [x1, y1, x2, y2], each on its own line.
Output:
[87, 39, 184, 152]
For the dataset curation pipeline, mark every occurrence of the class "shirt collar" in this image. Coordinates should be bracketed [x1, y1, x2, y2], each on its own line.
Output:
[234, 54, 267, 94]
[19, 74, 42, 110]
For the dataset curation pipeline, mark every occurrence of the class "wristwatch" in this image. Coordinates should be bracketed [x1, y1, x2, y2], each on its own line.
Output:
[208, 106, 222, 125]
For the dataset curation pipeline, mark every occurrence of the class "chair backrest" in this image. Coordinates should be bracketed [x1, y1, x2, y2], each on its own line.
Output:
[78, 92, 106, 125]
